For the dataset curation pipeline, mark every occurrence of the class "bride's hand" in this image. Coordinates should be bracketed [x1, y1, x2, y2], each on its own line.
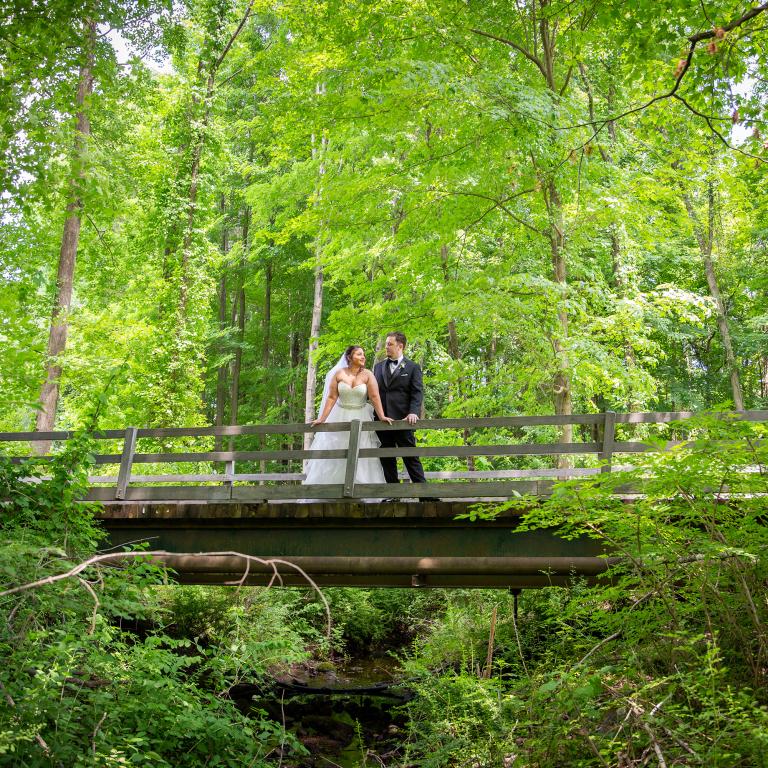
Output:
[382, 416, 393, 425]
[311, 418, 324, 427]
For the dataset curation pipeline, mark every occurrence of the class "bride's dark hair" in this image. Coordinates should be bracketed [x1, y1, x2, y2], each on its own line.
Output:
[344, 345, 363, 365]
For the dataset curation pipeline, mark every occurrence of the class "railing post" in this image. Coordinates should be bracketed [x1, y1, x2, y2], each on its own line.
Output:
[343, 419, 362, 498]
[600, 411, 616, 474]
[116, 427, 138, 500]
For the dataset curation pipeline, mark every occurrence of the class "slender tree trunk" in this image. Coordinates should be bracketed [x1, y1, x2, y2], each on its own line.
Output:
[546, 178, 573, 462]
[441, 245, 474, 469]
[304, 258, 324, 444]
[538, 3, 572, 465]
[178, 70, 212, 324]
[214, 195, 229, 451]
[230, 206, 249, 430]
[35, 22, 95, 452]
[303, 91, 327, 445]
[683, 186, 744, 410]
[262, 258, 272, 374]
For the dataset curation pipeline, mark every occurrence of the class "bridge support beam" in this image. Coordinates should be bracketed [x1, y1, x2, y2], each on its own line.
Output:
[97, 500, 611, 589]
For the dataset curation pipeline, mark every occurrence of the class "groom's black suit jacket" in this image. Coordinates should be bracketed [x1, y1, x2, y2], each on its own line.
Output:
[373, 357, 424, 420]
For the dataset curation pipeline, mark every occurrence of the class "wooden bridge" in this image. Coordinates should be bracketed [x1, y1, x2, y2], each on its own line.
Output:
[3, 410, 764, 588]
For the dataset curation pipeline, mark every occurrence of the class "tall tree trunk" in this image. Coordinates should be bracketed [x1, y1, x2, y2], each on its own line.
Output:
[539, 2, 572, 465]
[262, 258, 272, 377]
[683, 185, 744, 410]
[304, 257, 324, 444]
[546, 178, 573, 463]
[177, 69, 212, 325]
[230, 205, 250, 431]
[303, 94, 327, 445]
[35, 21, 95, 452]
[214, 195, 229, 451]
[441, 245, 474, 469]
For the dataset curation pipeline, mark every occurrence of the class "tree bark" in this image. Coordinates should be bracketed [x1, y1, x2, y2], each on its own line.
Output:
[539, 2, 572, 465]
[546, 177, 573, 462]
[683, 185, 744, 410]
[230, 205, 250, 432]
[35, 21, 95, 452]
[303, 90, 327, 445]
[441, 245, 473, 469]
[214, 195, 229, 451]
[304, 257, 324, 445]
[262, 258, 272, 373]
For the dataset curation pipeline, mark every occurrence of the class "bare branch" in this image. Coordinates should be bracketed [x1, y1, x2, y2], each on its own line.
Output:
[558, 2, 768, 131]
[78, 577, 99, 635]
[673, 93, 767, 163]
[211, 0, 256, 74]
[470, 27, 549, 81]
[1, 550, 332, 639]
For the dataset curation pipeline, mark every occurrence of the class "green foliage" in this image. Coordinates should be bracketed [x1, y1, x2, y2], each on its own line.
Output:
[0, 431, 309, 766]
[398, 417, 768, 766]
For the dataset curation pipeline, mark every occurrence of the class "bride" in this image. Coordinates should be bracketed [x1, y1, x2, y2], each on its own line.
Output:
[303, 345, 392, 489]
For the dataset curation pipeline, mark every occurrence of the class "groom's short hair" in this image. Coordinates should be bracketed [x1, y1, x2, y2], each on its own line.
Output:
[387, 331, 407, 348]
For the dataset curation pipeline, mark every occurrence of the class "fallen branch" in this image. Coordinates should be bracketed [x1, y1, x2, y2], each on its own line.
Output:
[0, 550, 332, 638]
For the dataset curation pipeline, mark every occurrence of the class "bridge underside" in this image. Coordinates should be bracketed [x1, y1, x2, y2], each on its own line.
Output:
[97, 499, 610, 588]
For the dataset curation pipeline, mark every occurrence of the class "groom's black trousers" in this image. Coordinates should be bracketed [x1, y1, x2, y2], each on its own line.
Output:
[376, 428, 426, 484]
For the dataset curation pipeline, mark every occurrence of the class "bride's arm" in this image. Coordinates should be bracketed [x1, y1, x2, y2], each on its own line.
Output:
[366, 374, 393, 424]
[312, 377, 339, 425]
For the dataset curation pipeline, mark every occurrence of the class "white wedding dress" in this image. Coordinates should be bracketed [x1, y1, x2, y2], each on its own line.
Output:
[303, 382, 386, 488]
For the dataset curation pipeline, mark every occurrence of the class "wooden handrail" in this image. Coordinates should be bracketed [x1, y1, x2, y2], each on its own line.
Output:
[2, 411, 766, 502]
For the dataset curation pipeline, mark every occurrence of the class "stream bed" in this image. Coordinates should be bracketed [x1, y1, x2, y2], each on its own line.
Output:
[252, 655, 411, 766]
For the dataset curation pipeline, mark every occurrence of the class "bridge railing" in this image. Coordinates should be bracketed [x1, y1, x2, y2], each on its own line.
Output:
[2, 410, 767, 502]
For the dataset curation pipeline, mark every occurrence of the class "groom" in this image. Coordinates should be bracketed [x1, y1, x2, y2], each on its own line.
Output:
[373, 331, 427, 489]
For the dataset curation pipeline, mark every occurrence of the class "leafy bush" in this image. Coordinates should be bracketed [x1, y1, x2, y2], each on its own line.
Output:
[0, 432, 307, 766]
[399, 416, 768, 767]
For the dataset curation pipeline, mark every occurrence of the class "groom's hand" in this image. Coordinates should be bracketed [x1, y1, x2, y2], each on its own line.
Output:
[405, 413, 419, 425]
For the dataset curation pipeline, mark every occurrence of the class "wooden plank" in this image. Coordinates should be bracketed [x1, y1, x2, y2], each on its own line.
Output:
[115, 427, 138, 499]
[611, 440, 688, 453]
[86, 486, 233, 502]
[133, 423, 352, 438]
[87, 468, 608, 485]
[419, 468, 606, 479]
[96, 443, 602, 467]
[353, 481, 546, 498]
[362, 414, 604, 430]
[343, 419, 362, 497]
[231, 481, 544, 500]
[613, 410, 768, 424]
[127, 449, 346, 463]
[359, 443, 601, 458]
[231, 485, 342, 501]
[87, 473, 306, 484]
[0, 429, 126, 442]
[600, 411, 616, 474]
